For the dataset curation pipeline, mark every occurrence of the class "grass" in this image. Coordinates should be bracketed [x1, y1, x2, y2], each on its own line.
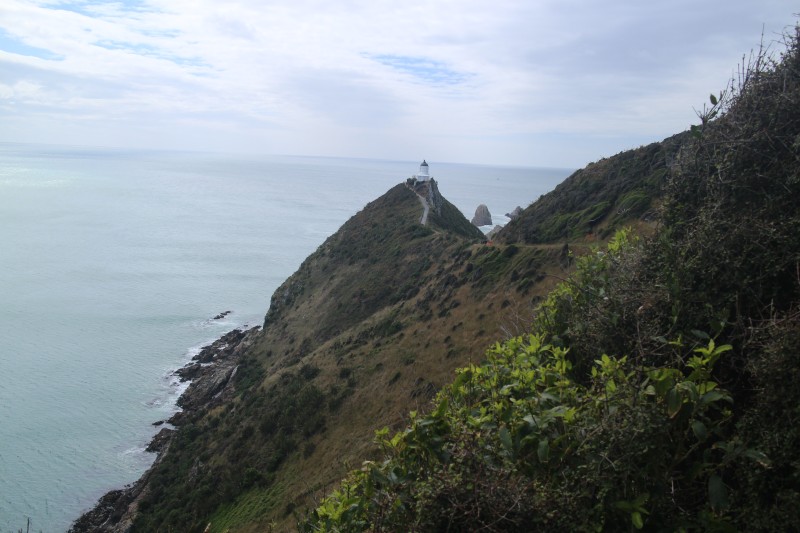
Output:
[206, 483, 285, 532]
[127, 177, 623, 531]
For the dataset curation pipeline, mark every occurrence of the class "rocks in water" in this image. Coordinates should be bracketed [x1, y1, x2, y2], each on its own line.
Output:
[213, 310, 232, 320]
[175, 362, 203, 382]
[193, 327, 251, 364]
[146, 428, 175, 453]
[68, 488, 134, 533]
[506, 206, 523, 220]
[70, 326, 263, 533]
[471, 204, 492, 226]
[170, 326, 261, 422]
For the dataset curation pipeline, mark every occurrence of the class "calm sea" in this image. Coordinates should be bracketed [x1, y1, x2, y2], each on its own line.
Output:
[0, 143, 572, 531]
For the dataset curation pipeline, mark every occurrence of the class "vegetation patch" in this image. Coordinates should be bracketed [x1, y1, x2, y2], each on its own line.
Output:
[111, 25, 800, 533]
[305, 29, 800, 532]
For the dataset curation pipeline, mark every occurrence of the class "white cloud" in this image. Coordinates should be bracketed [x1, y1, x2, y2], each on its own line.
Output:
[0, 0, 794, 166]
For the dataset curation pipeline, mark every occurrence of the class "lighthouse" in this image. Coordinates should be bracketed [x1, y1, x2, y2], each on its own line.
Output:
[416, 160, 430, 182]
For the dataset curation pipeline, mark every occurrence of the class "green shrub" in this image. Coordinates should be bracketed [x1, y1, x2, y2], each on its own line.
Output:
[303, 334, 750, 531]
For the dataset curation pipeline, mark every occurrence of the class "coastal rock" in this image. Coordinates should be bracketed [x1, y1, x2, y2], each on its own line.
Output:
[506, 206, 523, 220]
[193, 327, 252, 364]
[173, 327, 261, 417]
[68, 489, 133, 533]
[423, 178, 444, 216]
[146, 428, 174, 453]
[471, 204, 492, 226]
[174, 360, 237, 414]
[213, 310, 232, 320]
[175, 362, 202, 382]
[70, 326, 261, 533]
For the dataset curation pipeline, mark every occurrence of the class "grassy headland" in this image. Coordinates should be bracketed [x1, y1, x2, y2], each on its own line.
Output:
[72, 25, 800, 533]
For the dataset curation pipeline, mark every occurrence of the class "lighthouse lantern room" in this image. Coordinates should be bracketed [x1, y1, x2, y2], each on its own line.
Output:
[416, 160, 430, 182]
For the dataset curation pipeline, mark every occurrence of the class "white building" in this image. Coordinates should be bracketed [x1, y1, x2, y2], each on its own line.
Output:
[415, 160, 430, 182]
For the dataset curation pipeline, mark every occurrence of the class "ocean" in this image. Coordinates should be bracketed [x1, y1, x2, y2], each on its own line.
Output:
[0, 143, 572, 532]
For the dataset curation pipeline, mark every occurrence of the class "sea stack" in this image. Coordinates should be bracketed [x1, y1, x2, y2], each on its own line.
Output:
[471, 204, 492, 226]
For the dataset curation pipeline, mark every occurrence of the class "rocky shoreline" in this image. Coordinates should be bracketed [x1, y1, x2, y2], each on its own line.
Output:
[68, 325, 261, 533]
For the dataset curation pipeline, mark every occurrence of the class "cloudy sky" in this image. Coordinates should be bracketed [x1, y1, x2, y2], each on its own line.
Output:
[0, 1, 794, 167]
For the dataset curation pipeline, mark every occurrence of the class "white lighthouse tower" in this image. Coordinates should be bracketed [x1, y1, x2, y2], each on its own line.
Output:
[415, 160, 430, 182]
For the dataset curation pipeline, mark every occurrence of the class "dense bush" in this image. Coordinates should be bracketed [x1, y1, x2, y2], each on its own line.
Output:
[304, 328, 748, 531]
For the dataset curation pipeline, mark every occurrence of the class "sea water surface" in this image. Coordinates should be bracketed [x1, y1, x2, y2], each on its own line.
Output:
[0, 143, 572, 531]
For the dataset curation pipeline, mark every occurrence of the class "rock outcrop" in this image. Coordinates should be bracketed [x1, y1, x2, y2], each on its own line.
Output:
[171, 326, 260, 422]
[471, 204, 492, 226]
[506, 206, 523, 220]
[69, 326, 261, 533]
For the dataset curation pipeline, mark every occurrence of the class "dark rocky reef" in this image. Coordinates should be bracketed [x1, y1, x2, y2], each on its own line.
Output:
[69, 326, 261, 533]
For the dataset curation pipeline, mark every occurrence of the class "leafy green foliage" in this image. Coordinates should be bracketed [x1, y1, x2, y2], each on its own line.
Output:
[304, 333, 743, 531]
[306, 27, 800, 531]
[662, 30, 800, 319]
[728, 312, 800, 530]
[122, 26, 800, 532]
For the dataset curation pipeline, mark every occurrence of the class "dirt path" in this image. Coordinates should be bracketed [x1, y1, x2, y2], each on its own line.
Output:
[417, 194, 430, 225]
[406, 182, 430, 225]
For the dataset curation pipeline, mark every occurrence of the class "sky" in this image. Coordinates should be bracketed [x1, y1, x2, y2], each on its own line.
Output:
[0, 1, 794, 167]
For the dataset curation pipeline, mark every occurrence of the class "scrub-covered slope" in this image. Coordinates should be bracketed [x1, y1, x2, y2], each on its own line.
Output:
[497, 131, 687, 245]
[73, 178, 574, 532]
[305, 28, 800, 532]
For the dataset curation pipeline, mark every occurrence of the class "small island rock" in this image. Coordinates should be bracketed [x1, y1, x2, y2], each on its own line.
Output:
[471, 204, 492, 226]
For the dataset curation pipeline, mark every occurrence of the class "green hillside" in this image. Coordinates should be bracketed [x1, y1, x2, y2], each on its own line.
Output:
[304, 27, 800, 532]
[497, 131, 687, 245]
[72, 25, 800, 533]
[72, 178, 576, 532]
